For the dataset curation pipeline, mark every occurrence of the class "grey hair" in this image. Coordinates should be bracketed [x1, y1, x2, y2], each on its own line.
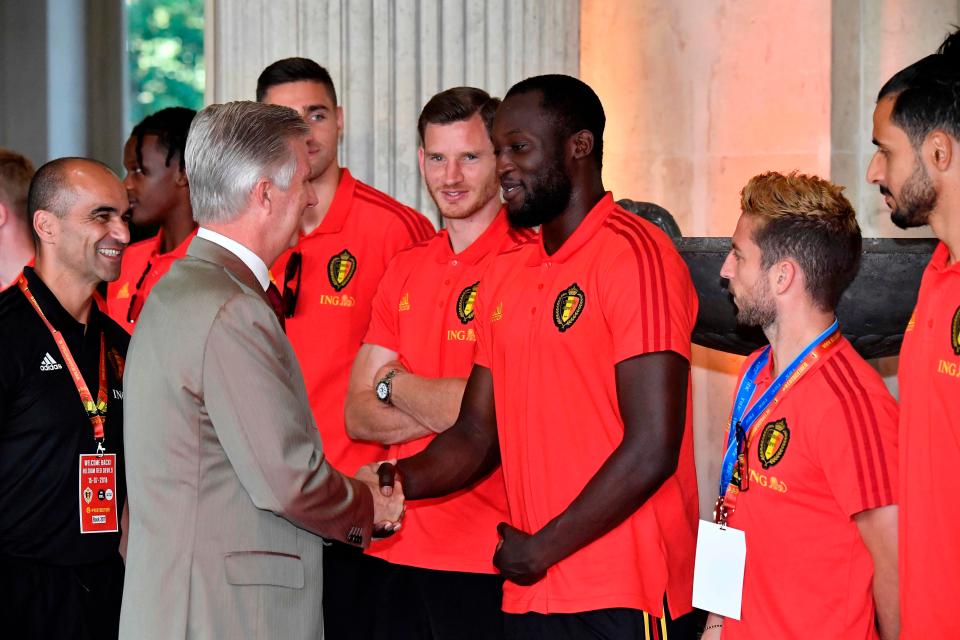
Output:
[185, 101, 310, 224]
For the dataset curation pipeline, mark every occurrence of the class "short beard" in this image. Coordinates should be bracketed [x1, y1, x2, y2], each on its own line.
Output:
[506, 159, 572, 229]
[734, 277, 777, 329]
[890, 157, 938, 229]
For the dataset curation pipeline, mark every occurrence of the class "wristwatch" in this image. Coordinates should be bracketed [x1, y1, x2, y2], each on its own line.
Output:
[376, 369, 399, 404]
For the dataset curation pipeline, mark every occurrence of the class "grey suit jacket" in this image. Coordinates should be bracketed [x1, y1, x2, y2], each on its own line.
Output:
[119, 237, 374, 640]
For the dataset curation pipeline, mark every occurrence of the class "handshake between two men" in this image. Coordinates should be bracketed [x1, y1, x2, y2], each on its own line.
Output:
[356, 459, 405, 538]
[360, 458, 546, 586]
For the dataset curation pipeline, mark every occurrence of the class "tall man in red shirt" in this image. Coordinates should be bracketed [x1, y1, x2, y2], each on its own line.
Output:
[372, 74, 700, 639]
[867, 29, 960, 638]
[702, 172, 899, 640]
[346, 87, 530, 639]
[257, 58, 434, 639]
[105, 107, 198, 331]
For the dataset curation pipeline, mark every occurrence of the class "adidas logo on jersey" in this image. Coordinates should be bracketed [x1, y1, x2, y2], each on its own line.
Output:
[40, 352, 63, 371]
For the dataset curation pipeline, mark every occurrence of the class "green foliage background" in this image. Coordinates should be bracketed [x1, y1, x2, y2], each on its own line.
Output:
[127, 0, 204, 126]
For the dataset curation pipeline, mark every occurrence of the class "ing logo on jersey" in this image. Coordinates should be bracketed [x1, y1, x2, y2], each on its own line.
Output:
[758, 418, 790, 469]
[456, 282, 480, 324]
[951, 306, 960, 356]
[327, 249, 357, 292]
[553, 283, 585, 332]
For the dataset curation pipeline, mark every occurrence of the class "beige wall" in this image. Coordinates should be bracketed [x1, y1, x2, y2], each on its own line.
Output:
[582, 0, 830, 517]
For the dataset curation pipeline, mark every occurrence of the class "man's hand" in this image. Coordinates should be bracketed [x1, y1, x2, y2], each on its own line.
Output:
[373, 360, 407, 387]
[493, 522, 548, 586]
[356, 461, 404, 537]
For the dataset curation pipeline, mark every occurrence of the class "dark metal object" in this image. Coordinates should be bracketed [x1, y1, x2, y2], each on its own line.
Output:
[617, 199, 683, 241]
[677, 237, 938, 358]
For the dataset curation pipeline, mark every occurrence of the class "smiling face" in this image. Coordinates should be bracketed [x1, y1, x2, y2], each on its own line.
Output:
[122, 134, 186, 227]
[261, 80, 342, 181]
[867, 95, 938, 229]
[720, 214, 777, 328]
[41, 162, 131, 284]
[419, 113, 500, 221]
[493, 91, 572, 229]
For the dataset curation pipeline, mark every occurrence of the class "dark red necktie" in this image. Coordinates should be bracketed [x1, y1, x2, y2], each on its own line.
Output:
[266, 283, 286, 331]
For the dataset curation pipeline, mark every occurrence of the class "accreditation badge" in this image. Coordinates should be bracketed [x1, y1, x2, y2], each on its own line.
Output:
[78, 453, 119, 534]
[693, 519, 745, 620]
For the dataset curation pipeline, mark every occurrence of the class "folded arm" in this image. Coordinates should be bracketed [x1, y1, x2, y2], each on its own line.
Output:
[377, 364, 500, 499]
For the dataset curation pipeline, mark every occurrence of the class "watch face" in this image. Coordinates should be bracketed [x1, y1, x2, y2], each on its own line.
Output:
[376, 382, 389, 401]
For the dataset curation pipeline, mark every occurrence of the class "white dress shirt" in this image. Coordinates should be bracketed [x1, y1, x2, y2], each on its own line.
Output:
[196, 227, 270, 291]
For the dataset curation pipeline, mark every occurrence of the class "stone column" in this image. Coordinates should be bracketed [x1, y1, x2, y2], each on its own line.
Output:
[831, 0, 960, 239]
[207, 0, 580, 224]
[0, 0, 125, 171]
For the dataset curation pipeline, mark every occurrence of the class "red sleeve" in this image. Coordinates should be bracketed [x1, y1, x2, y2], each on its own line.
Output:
[599, 238, 697, 364]
[362, 254, 408, 352]
[816, 353, 899, 516]
[382, 209, 436, 262]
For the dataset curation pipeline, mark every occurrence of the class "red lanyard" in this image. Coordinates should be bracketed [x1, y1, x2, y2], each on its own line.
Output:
[18, 276, 108, 444]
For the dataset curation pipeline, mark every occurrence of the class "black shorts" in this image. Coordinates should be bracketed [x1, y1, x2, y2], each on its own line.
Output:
[322, 540, 395, 640]
[503, 602, 705, 640]
[371, 562, 504, 640]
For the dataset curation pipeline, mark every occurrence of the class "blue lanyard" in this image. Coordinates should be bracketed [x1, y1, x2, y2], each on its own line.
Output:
[718, 319, 839, 496]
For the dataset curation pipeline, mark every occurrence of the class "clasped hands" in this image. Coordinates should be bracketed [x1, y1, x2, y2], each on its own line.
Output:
[355, 459, 405, 538]
[367, 462, 550, 585]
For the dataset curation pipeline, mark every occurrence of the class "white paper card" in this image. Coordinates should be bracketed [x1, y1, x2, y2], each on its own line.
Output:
[692, 519, 746, 620]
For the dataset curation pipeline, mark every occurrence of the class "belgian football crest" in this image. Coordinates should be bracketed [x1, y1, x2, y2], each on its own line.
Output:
[758, 418, 790, 469]
[456, 282, 480, 324]
[553, 283, 585, 332]
[951, 306, 960, 356]
[327, 249, 357, 292]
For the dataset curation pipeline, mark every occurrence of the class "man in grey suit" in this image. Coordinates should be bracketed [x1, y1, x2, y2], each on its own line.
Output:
[119, 101, 404, 639]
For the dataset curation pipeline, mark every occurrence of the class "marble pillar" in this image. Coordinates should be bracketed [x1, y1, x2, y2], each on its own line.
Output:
[832, 0, 960, 240]
[206, 0, 579, 224]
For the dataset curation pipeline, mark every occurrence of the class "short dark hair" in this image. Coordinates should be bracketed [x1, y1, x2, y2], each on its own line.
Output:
[0, 148, 35, 221]
[877, 28, 960, 147]
[256, 57, 338, 105]
[130, 107, 196, 172]
[505, 74, 605, 168]
[741, 171, 862, 312]
[26, 157, 116, 239]
[417, 87, 500, 144]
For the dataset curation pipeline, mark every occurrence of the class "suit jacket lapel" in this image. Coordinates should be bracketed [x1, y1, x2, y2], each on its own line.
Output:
[186, 236, 271, 307]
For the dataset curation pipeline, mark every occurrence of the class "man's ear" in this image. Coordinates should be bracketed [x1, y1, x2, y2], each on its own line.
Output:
[772, 259, 798, 295]
[336, 105, 345, 137]
[927, 129, 954, 172]
[417, 146, 426, 178]
[570, 130, 595, 161]
[252, 178, 272, 215]
[175, 167, 189, 188]
[33, 209, 57, 244]
[0, 202, 8, 229]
